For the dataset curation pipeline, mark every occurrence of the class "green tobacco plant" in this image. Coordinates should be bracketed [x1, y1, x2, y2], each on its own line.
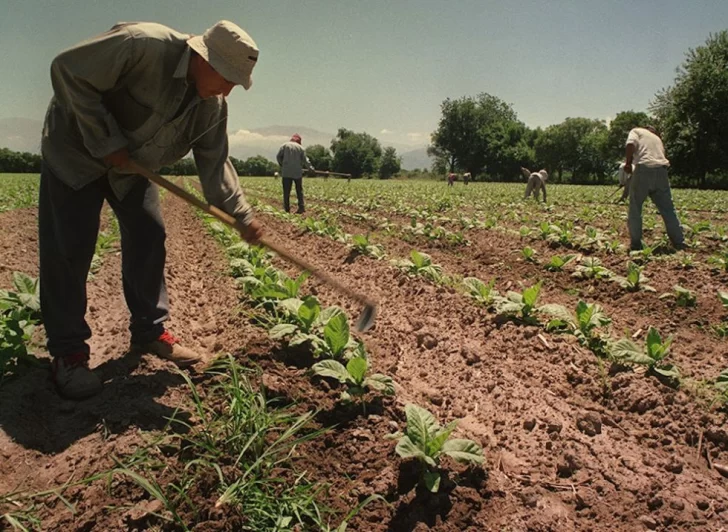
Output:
[540, 301, 611, 356]
[394, 250, 444, 283]
[571, 257, 615, 280]
[270, 301, 360, 360]
[462, 277, 499, 307]
[350, 234, 386, 259]
[521, 246, 537, 263]
[613, 262, 655, 292]
[610, 327, 680, 380]
[708, 249, 728, 271]
[1, 272, 43, 384]
[494, 281, 542, 324]
[545, 254, 575, 272]
[713, 369, 728, 406]
[659, 285, 697, 307]
[311, 356, 395, 409]
[719, 290, 728, 311]
[577, 226, 605, 251]
[394, 404, 483, 493]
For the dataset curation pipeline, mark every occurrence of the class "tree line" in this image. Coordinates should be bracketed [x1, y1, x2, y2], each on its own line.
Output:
[0, 131, 403, 180]
[428, 31, 728, 188]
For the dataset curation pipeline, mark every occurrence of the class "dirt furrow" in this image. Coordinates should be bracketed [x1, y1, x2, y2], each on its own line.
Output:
[255, 207, 728, 530]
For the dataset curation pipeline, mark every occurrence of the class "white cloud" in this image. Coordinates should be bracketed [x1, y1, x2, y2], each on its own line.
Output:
[228, 129, 289, 146]
[380, 128, 393, 135]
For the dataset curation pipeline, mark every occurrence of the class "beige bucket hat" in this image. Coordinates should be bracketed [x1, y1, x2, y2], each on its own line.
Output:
[187, 20, 259, 90]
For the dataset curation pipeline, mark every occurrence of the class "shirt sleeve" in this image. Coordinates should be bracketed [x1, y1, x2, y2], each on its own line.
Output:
[192, 98, 254, 225]
[626, 128, 640, 146]
[50, 24, 137, 159]
[276, 145, 284, 166]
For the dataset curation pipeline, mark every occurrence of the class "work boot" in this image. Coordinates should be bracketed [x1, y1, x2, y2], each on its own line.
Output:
[52, 353, 103, 400]
[133, 330, 202, 367]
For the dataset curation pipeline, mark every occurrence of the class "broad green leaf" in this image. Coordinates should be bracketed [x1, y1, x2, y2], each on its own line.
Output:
[324, 312, 350, 357]
[298, 297, 321, 329]
[312, 359, 350, 383]
[462, 277, 485, 294]
[289, 332, 314, 347]
[269, 323, 298, 339]
[346, 357, 368, 384]
[229, 258, 255, 277]
[654, 364, 681, 379]
[538, 304, 574, 327]
[715, 369, 728, 392]
[410, 250, 431, 269]
[255, 285, 290, 300]
[395, 435, 436, 467]
[441, 438, 484, 464]
[719, 290, 728, 308]
[319, 306, 345, 326]
[277, 298, 303, 317]
[428, 420, 458, 456]
[523, 281, 541, 307]
[423, 469, 441, 493]
[366, 374, 395, 395]
[610, 338, 653, 365]
[352, 234, 368, 247]
[404, 404, 439, 452]
[646, 327, 671, 360]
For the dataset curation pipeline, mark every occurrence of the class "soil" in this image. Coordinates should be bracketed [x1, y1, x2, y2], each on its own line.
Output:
[1, 189, 728, 531]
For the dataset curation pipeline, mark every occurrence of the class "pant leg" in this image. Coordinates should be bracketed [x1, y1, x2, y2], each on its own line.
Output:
[627, 167, 650, 250]
[39, 163, 105, 358]
[294, 178, 304, 212]
[282, 178, 293, 212]
[524, 178, 534, 199]
[648, 168, 684, 247]
[104, 178, 168, 344]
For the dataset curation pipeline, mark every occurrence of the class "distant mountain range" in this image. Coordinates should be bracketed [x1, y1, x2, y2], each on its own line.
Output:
[0, 118, 432, 170]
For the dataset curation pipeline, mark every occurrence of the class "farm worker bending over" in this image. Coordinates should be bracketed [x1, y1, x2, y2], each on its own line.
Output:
[623, 126, 684, 252]
[447, 173, 456, 186]
[616, 162, 633, 203]
[277, 134, 314, 214]
[463, 172, 471, 185]
[40, 21, 264, 399]
[521, 167, 548, 202]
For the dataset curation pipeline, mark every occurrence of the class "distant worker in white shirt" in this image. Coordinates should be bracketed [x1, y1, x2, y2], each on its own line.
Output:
[623, 126, 684, 251]
[521, 167, 548, 202]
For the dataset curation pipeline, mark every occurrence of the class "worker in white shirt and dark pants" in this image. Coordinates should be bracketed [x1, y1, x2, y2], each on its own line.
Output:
[624, 126, 685, 251]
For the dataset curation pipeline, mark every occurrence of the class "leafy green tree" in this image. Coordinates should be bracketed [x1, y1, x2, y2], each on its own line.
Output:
[606, 111, 651, 161]
[651, 31, 728, 187]
[330, 128, 382, 178]
[534, 118, 609, 183]
[378, 147, 401, 179]
[430, 92, 528, 180]
[427, 144, 456, 175]
[242, 155, 277, 176]
[0, 148, 42, 173]
[305, 144, 332, 172]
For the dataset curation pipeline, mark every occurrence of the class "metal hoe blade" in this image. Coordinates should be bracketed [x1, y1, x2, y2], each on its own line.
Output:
[355, 304, 377, 333]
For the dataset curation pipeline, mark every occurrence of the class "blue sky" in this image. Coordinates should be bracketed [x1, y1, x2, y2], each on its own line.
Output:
[0, 0, 726, 148]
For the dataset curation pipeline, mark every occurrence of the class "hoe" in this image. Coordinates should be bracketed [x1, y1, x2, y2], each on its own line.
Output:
[124, 161, 376, 332]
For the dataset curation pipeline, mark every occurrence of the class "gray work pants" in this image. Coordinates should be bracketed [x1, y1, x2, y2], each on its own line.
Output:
[627, 165, 684, 250]
[39, 163, 169, 358]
